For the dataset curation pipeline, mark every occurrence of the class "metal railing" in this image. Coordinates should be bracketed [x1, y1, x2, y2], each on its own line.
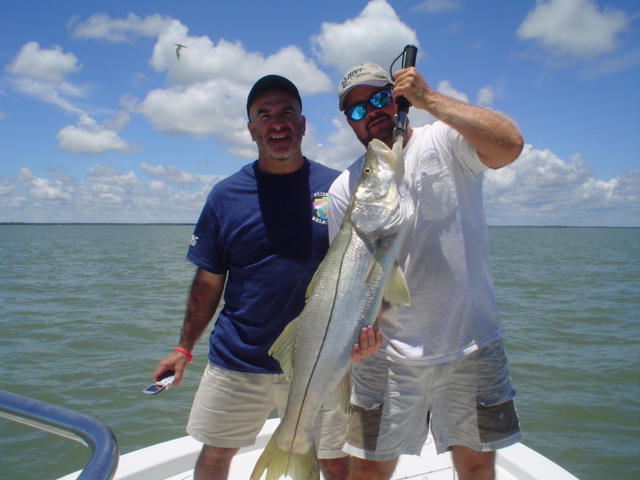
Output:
[0, 389, 119, 480]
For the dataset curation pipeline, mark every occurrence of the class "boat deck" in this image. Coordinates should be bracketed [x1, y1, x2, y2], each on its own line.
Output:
[101, 419, 577, 480]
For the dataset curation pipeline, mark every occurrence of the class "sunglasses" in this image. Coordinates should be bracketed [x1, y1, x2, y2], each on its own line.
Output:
[345, 89, 393, 121]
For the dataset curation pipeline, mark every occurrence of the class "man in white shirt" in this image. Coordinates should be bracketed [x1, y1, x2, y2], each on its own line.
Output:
[328, 63, 524, 480]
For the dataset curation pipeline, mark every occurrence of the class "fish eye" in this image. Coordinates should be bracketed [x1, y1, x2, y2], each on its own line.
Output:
[363, 167, 372, 174]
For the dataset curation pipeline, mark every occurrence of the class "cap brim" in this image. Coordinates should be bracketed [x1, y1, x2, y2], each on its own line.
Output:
[247, 75, 302, 117]
[339, 80, 391, 111]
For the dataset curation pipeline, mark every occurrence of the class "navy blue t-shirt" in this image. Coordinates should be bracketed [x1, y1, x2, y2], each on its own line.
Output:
[187, 158, 340, 373]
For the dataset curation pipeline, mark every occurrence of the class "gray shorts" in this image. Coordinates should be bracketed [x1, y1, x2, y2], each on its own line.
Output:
[345, 339, 522, 461]
[187, 362, 348, 458]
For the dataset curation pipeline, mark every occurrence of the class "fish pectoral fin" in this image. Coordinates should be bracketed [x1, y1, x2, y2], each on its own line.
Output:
[251, 435, 319, 480]
[364, 249, 385, 284]
[337, 371, 351, 415]
[384, 263, 410, 307]
[305, 265, 323, 298]
[269, 318, 299, 379]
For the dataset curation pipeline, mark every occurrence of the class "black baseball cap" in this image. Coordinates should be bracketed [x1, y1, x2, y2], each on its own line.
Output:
[246, 75, 302, 118]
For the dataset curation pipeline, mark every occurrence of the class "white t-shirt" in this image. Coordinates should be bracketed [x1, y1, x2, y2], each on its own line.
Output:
[328, 121, 503, 365]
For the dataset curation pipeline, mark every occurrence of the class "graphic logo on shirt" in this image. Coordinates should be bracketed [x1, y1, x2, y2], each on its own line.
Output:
[312, 192, 329, 225]
[190, 235, 198, 247]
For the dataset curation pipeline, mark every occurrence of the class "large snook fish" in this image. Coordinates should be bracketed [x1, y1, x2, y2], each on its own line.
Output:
[250, 137, 415, 480]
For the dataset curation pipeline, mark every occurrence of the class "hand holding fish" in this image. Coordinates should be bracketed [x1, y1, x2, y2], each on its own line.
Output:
[351, 325, 383, 362]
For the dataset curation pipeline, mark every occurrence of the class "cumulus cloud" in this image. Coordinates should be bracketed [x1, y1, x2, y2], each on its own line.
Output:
[85, 164, 140, 186]
[305, 117, 364, 171]
[517, 0, 630, 60]
[136, 78, 251, 152]
[9, 12, 332, 161]
[2, 4, 637, 226]
[56, 112, 135, 155]
[484, 145, 639, 226]
[0, 164, 222, 223]
[16, 167, 72, 201]
[139, 162, 201, 186]
[411, 0, 462, 14]
[5, 41, 81, 82]
[2, 147, 636, 225]
[311, 0, 420, 74]
[4, 42, 87, 113]
[436, 80, 468, 103]
[145, 16, 333, 96]
[153, 36, 333, 93]
[69, 12, 175, 42]
[477, 86, 495, 107]
[133, 19, 332, 158]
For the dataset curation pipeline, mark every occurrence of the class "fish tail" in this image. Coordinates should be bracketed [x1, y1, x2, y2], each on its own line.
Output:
[250, 436, 319, 480]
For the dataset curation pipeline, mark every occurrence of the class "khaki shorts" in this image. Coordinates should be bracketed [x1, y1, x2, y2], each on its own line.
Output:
[345, 339, 522, 460]
[187, 362, 348, 458]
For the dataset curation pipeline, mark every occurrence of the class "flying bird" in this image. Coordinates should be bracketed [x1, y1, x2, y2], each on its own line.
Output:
[175, 44, 187, 60]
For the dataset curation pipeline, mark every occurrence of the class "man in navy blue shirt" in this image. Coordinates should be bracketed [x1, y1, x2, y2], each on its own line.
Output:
[152, 75, 380, 480]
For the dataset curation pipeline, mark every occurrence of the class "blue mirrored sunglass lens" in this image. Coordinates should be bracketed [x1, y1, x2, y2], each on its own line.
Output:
[371, 90, 392, 108]
[346, 90, 392, 121]
[347, 104, 367, 121]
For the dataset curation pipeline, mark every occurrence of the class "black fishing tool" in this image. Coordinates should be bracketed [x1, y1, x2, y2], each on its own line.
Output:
[390, 44, 418, 141]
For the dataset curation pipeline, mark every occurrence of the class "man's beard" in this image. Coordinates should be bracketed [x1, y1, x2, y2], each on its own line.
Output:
[358, 114, 395, 147]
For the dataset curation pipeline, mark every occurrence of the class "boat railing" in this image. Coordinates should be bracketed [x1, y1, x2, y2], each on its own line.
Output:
[0, 389, 119, 480]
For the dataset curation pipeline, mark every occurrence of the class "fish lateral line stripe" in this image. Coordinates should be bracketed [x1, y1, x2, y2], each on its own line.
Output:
[291, 228, 355, 443]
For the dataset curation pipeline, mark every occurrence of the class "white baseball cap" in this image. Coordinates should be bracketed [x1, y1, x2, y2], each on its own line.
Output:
[338, 63, 393, 111]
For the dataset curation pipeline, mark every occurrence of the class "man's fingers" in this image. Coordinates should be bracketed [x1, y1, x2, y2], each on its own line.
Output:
[351, 326, 383, 362]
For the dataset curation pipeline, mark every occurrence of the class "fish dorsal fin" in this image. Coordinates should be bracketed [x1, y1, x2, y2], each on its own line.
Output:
[384, 263, 410, 307]
[268, 318, 298, 379]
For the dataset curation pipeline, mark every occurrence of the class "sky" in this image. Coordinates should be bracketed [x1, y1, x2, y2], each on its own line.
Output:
[1, 0, 638, 226]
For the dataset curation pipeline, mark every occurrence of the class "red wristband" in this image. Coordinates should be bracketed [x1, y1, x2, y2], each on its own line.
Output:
[174, 346, 193, 362]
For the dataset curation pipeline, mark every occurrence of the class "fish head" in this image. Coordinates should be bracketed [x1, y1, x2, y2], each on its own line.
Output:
[353, 139, 396, 203]
[350, 138, 413, 240]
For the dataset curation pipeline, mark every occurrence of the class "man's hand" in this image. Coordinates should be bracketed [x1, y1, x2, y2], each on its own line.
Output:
[152, 351, 189, 387]
[392, 66, 523, 168]
[391, 67, 430, 111]
[351, 325, 383, 362]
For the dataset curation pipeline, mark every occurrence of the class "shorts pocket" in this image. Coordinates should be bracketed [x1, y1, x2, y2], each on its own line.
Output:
[475, 340, 515, 406]
[347, 402, 384, 451]
[474, 341, 521, 444]
[476, 397, 520, 444]
[350, 355, 389, 410]
[347, 356, 389, 452]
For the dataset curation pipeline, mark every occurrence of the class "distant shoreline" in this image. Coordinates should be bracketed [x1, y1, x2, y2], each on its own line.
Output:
[0, 222, 196, 226]
[1, 222, 637, 228]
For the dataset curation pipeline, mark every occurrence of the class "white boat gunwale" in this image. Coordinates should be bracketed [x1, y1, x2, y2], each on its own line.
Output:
[58, 418, 579, 480]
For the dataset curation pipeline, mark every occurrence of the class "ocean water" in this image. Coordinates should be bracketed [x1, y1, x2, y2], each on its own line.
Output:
[0, 224, 638, 480]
